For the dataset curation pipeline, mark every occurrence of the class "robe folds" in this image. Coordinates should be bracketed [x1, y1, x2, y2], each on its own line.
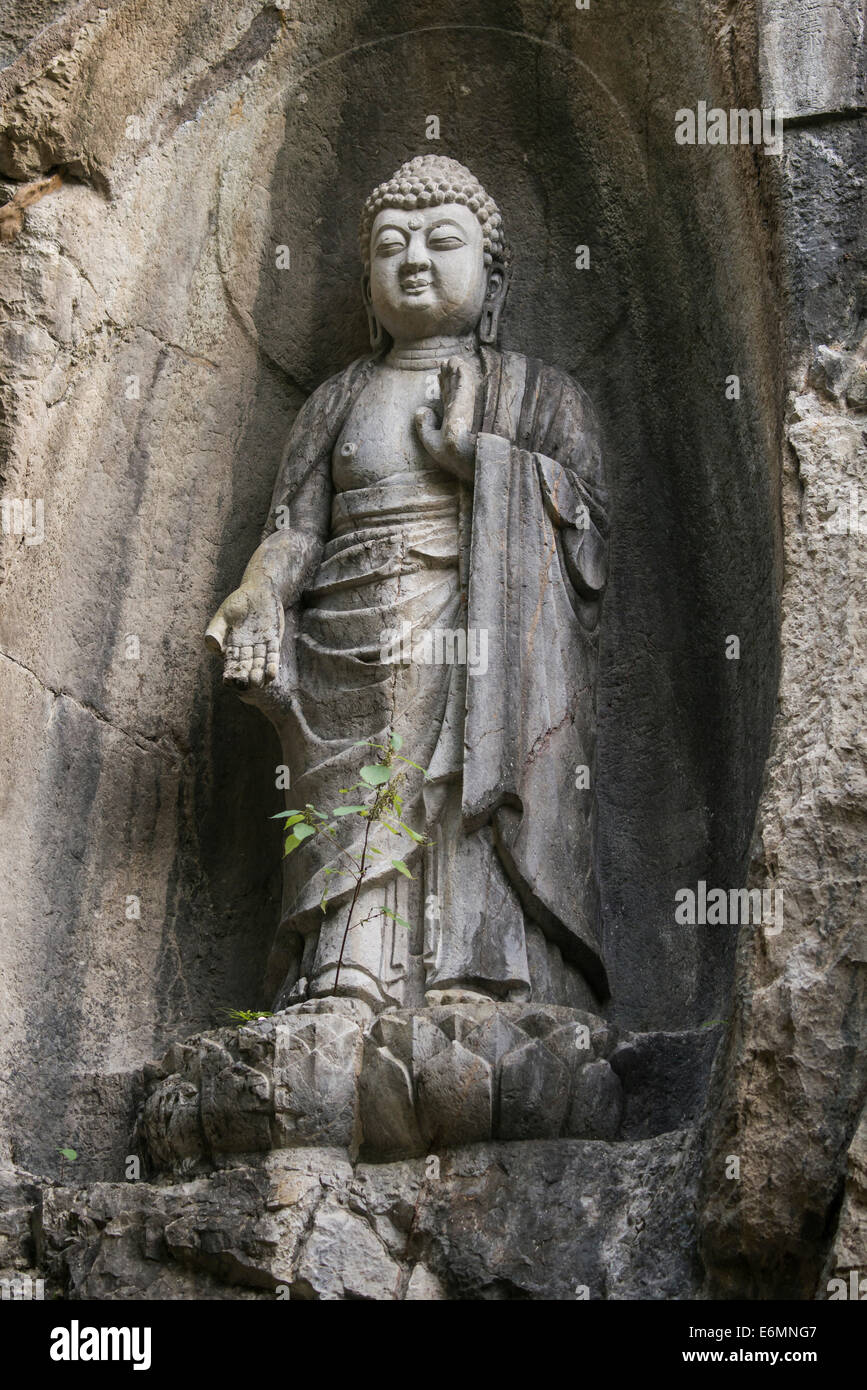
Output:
[254, 346, 610, 1002]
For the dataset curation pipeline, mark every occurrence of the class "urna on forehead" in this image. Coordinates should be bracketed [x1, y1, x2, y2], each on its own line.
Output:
[359, 154, 508, 270]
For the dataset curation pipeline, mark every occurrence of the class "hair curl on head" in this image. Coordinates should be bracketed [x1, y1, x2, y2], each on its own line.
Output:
[359, 155, 508, 273]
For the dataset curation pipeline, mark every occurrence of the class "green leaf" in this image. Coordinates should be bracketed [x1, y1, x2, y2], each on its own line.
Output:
[58, 1148, 78, 1161]
[284, 835, 300, 856]
[294, 822, 316, 841]
[271, 809, 303, 819]
[360, 764, 392, 786]
[381, 906, 411, 929]
[332, 805, 367, 816]
[393, 755, 429, 776]
[368, 846, 383, 855]
[380, 818, 400, 834]
[391, 859, 413, 880]
[390, 731, 404, 751]
[399, 819, 426, 844]
[224, 1008, 273, 1024]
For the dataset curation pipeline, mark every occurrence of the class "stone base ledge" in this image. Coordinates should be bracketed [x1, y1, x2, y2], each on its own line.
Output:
[34, 1134, 701, 1299]
[139, 999, 624, 1168]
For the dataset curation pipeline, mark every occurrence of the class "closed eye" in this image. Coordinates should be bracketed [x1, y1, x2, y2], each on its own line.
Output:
[375, 236, 407, 256]
[428, 234, 466, 250]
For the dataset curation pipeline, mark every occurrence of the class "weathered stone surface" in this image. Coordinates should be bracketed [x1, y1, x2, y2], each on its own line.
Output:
[141, 1078, 204, 1168]
[28, 1131, 700, 1299]
[408, 1134, 702, 1300]
[38, 1151, 351, 1299]
[357, 1044, 423, 1161]
[199, 1039, 272, 1155]
[140, 1008, 366, 1166]
[293, 1198, 401, 1301]
[404, 1262, 447, 1300]
[699, 17, 867, 1293]
[0, 0, 864, 1306]
[566, 1059, 624, 1143]
[416, 1042, 493, 1149]
[271, 1012, 363, 1151]
[0, 1166, 39, 1277]
[1, 0, 789, 1196]
[143, 1002, 639, 1165]
[611, 1028, 723, 1140]
[498, 1040, 569, 1141]
[760, 0, 866, 118]
[820, 1103, 867, 1298]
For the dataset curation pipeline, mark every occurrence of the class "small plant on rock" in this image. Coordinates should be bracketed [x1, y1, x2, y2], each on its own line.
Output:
[272, 732, 429, 991]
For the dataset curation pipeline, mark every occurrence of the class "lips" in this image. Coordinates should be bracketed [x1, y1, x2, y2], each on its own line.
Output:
[401, 277, 432, 294]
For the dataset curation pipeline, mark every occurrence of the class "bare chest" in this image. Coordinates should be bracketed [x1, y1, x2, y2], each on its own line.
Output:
[332, 362, 479, 490]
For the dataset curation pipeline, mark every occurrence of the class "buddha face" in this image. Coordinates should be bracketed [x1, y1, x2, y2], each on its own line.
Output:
[368, 202, 488, 342]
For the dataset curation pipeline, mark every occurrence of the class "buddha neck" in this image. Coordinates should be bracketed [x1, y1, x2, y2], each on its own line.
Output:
[385, 333, 477, 371]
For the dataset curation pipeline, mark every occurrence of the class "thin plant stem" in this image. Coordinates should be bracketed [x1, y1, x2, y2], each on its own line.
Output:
[333, 802, 374, 993]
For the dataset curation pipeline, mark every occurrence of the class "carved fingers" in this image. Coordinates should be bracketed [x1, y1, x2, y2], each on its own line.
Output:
[439, 355, 476, 429]
[205, 583, 284, 691]
[413, 357, 477, 482]
[242, 635, 281, 689]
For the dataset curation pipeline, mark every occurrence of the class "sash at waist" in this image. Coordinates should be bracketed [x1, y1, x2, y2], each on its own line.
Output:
[330, 472, 459, 537]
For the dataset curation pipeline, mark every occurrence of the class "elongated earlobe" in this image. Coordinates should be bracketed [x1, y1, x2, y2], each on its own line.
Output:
[478, 263, 509, 345]
[361, 274, 385, 350]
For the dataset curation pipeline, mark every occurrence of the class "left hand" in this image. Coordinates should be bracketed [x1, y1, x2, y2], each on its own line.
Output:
[414, 356, 477, 482]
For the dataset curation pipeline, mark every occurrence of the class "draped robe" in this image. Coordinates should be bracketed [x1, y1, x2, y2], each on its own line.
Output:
[251, 346, 610, 1005]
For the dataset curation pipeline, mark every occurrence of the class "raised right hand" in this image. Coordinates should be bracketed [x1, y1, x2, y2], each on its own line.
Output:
[205, 579, 284, 690]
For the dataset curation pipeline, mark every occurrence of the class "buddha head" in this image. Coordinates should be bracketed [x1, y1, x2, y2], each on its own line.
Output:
[359, 155, 510, 349]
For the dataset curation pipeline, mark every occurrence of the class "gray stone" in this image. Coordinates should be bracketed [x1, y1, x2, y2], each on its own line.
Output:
[700, 367, 867, 1298]
[760, 0, 866, 119]
[0, 0, 864, 1306]
[611, 1028, 723, 1140]
[293, 1199, 401, 1301]
[404, 1263, 447, 1300]
[140, 1079, 204, 1168]
[1, 0, 788, 1186]
[0, 1167, 39, 1277]
[207, 151, 611, 1014]
[413, 1134, 702, 1300]
[358, 1044, 424, 1161]
[820, 1104, 867, 1297]
[199, 1045, 272, 1156]
[416, 1042, 493, 1148]
[140, 1001, 632, 1164]
[566, 1060, 624, 1142]
[28, 1131, 701, 1300]
[498, 1039, 569, 1141]
[463, 1012, 530, 1070]
[271, 1012, 362, 1151]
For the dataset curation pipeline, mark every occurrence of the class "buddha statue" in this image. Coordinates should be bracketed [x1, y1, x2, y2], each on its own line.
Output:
[206, 155, 609, 1016]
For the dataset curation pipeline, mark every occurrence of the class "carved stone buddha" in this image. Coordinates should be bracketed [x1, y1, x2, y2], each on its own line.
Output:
[206, 155, 609, 1017]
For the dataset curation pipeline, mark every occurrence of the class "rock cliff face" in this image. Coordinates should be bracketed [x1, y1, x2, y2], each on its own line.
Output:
[0, 0, 863, 1299]
[696, 0, 867, 1302]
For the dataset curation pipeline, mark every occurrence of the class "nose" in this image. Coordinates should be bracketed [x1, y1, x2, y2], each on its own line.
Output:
[402, 233, 431, 273]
